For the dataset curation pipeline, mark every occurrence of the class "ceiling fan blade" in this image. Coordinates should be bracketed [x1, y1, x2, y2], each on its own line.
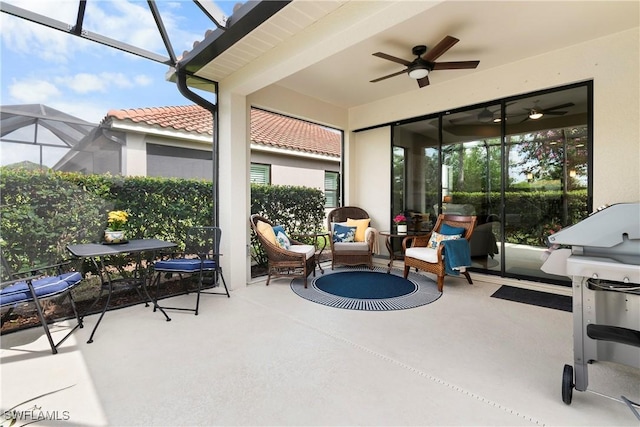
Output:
[544, 111, 568, 115]
[372, 52, 411, 66]
[432, 60, 480, 70]
[544, 102, 575, 112]
[417, 75, 430, 88]
[423, 35, 459, 62]
[370, 69, 407, 83]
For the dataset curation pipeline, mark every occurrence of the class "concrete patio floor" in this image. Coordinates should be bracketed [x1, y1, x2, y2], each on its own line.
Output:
[2, 262, 639, 426]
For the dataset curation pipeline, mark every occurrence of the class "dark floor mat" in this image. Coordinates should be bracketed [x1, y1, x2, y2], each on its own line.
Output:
[491, 285, 572, 312]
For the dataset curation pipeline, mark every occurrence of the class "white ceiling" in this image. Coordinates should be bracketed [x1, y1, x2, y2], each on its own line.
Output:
[195, 0, 638, 110]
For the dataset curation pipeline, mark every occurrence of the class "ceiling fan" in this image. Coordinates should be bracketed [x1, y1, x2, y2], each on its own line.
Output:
[370, 35, 480, 88]
[449, 102, 518, 124]
[520, 102, 575, 122]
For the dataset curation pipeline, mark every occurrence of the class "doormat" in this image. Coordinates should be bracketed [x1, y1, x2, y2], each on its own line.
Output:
[491, 285, 572, 312]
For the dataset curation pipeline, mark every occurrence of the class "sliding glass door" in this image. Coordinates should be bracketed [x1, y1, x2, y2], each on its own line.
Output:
[391, 82, 591, 285]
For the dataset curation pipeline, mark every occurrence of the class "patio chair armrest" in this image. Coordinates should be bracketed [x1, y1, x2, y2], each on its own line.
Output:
[1, 274, 41, 288]
[402, 233, 432, 250]
[12, 259, 76, 278]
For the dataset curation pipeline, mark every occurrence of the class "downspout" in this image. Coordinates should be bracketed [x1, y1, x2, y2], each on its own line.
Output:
[175, 70, 219, 228]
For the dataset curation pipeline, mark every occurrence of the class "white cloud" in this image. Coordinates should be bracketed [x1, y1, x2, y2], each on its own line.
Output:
[52, 100, 109, 124]
[53, 72, 154, 94]
[8, 78, 61, 103]
[134, 75, 153, 86]
[0, 1, 86, 63]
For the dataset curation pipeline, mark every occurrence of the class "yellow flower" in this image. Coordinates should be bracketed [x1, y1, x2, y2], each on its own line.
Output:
[107, 210, 129, 231]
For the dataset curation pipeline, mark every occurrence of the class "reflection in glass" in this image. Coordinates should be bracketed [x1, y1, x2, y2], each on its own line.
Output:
[391, 83, 590, 285]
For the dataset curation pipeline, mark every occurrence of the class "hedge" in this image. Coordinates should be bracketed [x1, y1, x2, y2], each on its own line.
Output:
[0, 169, 326, 274]
[1, 169, 213, 274]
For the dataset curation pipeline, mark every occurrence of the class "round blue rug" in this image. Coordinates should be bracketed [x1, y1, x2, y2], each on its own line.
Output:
[290, 266, 441, 311]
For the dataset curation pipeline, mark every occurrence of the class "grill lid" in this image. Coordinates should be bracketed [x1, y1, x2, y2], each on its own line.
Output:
[548, 203, 640, 248]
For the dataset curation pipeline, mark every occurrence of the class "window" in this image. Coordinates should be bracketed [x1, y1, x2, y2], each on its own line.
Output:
[391, 82, 591, 285]
[324, 171, 339, 207]
[250, 163, 270, 184]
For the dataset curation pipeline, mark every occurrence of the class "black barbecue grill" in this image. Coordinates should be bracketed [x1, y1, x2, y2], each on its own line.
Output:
[541, 203, 640, 418]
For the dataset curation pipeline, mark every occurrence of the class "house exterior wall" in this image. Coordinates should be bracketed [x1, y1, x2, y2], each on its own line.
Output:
[251, 28, 639, 273]
[251, 150, 339, 189]
[348, 28, 640, 209]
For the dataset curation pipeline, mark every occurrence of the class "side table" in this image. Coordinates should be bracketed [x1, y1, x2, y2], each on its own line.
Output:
[379, 230, 430, 273]
[292, 232, 330, 273]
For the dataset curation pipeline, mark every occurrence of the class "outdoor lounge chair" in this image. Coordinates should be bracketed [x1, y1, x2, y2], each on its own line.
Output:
[402, 214, 477, 292]
[151, 226, 229, 318]
[250, 214, 316, 288]
[0, 258, 84, 354]
[327, 206, 376, 270]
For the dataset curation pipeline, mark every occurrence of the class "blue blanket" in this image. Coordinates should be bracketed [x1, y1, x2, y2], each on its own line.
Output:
[441, 239, 472, 276]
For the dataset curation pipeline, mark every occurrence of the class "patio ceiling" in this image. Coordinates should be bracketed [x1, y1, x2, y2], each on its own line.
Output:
[184, 1, 639, 112]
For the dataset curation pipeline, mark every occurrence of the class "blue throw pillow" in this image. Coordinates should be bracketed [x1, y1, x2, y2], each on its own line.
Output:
[440, 223, 466, 236]
[272, 225, 288, 239]
[333, 224, 357, 243]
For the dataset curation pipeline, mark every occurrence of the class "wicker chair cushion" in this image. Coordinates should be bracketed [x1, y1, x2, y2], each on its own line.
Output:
[427, 231, 461, 249]
[333, 224, 356, 243]
[288, 244, 316, 259]
[405, 247, 439, 263]
[256, 220, 277, 245]
[333, 242, 370, 253]
[275, 231, 291, 250]
[346, 218, 371, 242]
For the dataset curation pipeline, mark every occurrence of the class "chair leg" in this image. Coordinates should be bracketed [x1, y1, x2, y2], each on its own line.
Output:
[25, 283, 57, 354]
[150, 272, 172, 321]
[200, 269, 230, 298]
[403, 265, 410, 279]
[463, 271, 473, 284]
[218, 270, 230, 297]
[436, 275, 445, 293]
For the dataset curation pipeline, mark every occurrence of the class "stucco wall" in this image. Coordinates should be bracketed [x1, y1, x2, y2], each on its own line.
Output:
[348, 28, 640, 208]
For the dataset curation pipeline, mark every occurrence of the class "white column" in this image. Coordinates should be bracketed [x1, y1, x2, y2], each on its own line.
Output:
[218, 89, 251, 288]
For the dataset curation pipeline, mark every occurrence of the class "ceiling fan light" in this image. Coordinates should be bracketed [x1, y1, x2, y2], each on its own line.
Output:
[493, 117, 503, 123]
[529, 109, 543, 120]
[408, 66, 429, 79]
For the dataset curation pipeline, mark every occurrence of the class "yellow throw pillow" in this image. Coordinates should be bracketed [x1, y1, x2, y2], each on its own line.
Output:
[256, 220, 277, 245]
[346, 218, 371, 242]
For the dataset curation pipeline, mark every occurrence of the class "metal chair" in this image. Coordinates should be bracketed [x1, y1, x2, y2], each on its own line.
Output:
[151, 226, 229, 318]
[1, 257, 84, 354]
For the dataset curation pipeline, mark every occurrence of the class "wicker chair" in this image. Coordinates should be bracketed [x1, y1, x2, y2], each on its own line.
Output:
[326, 206, 375, 269]
[250, 215, 316, 288]
[402, 214, 477, 292]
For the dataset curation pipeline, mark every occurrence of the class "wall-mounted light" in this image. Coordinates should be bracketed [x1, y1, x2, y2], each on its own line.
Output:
[529, 109, 544, 120]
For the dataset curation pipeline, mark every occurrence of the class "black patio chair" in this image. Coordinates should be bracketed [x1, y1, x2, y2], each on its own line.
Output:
[150, 226, 229, 318]
[0, 255, 84, 354]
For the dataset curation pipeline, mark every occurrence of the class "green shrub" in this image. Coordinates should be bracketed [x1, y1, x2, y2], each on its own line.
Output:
[0, 168, 213, 274]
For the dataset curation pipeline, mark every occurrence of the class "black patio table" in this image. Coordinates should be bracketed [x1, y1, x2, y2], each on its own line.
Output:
[67, 238, 176, 343]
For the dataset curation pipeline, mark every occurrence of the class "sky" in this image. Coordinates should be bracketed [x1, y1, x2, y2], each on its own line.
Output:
[1, 0, 238, 124]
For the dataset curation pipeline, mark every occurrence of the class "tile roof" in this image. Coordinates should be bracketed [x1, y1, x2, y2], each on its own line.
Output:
[105, 105, 340, 158]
